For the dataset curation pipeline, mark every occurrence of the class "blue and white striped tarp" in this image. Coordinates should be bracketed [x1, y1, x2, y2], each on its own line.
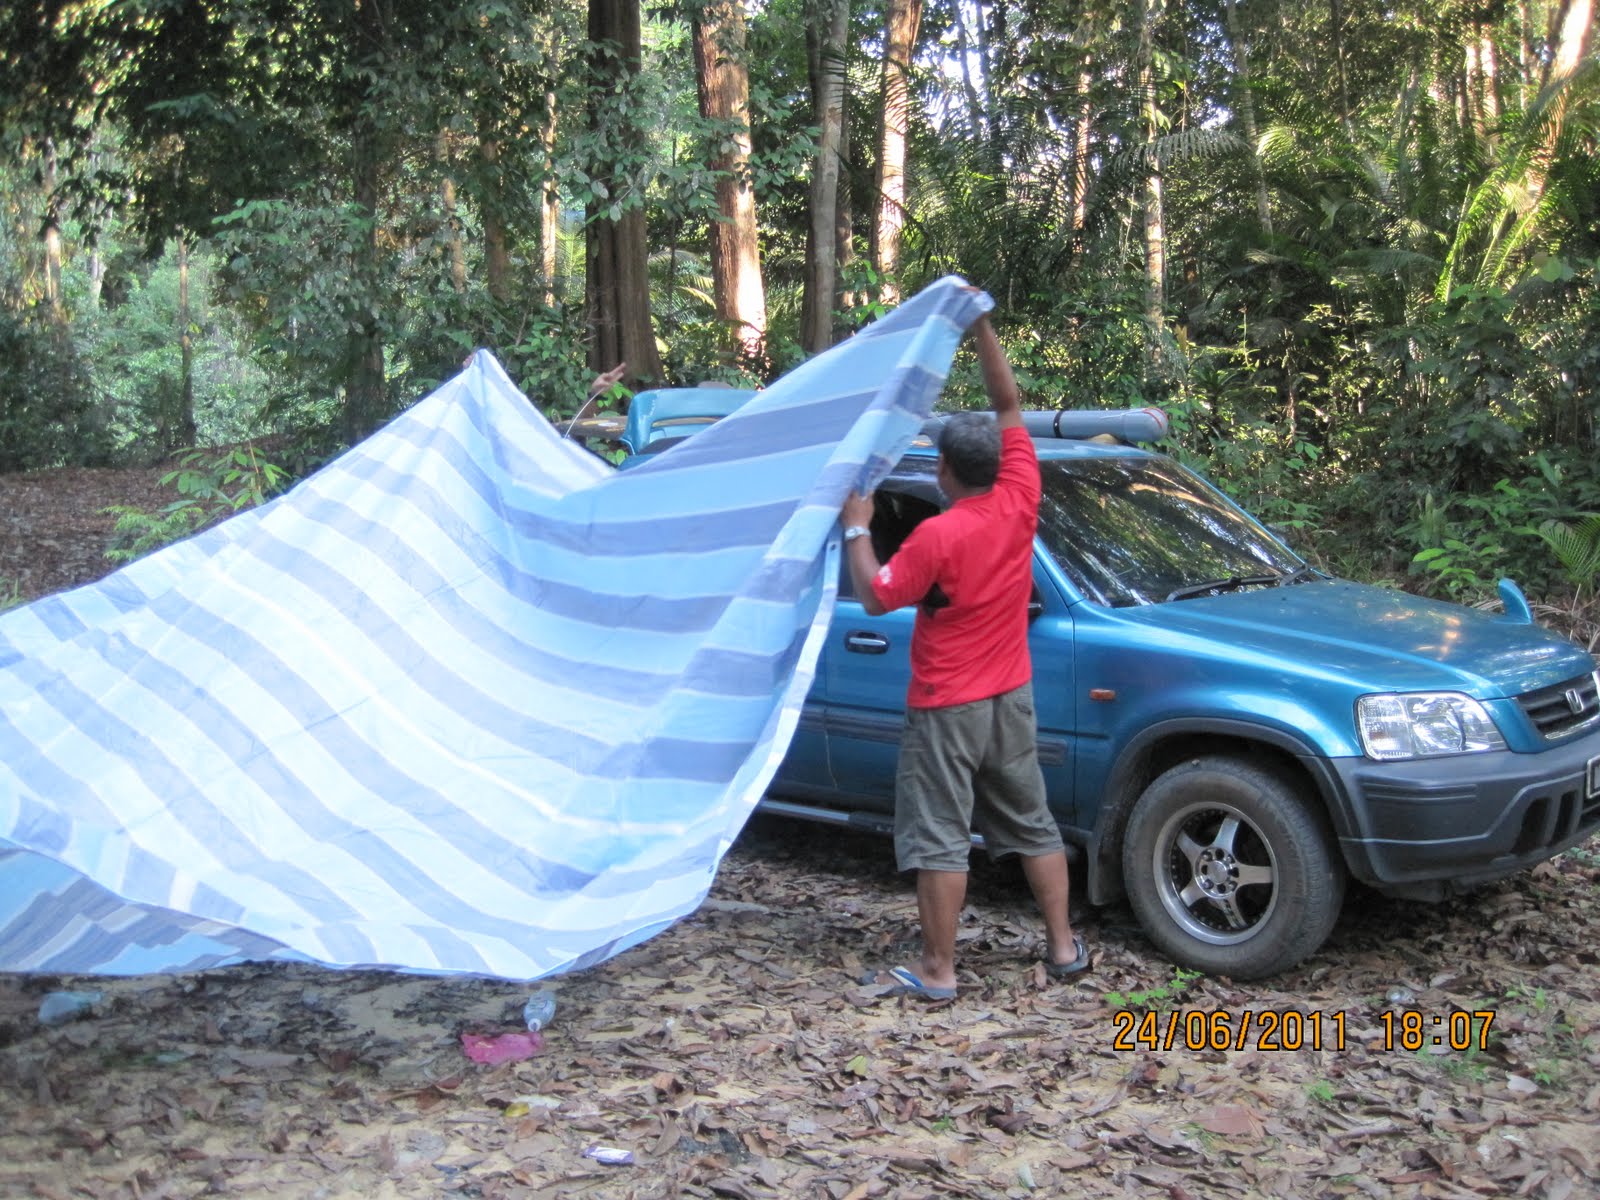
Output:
[0, 277, 992, 980]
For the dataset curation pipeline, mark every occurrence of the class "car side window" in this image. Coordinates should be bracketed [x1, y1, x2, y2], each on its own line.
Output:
[837, 490, 942, 599]
[836, 487, 1048, 617]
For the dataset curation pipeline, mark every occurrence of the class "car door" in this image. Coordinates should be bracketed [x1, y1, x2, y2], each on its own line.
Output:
[817, 486, 1079, 823]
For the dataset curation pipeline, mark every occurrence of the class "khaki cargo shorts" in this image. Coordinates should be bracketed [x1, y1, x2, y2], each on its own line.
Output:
[893, 682, 1064, 873]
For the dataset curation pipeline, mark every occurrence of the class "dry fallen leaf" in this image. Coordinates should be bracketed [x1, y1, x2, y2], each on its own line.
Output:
[1196, 1104, 1268, 1139]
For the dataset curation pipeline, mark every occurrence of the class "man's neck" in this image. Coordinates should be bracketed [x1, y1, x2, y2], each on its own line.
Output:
[945, 482, 993, 504]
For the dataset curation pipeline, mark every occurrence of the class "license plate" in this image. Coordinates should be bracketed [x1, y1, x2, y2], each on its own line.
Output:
[1589, 755, 1600, 799]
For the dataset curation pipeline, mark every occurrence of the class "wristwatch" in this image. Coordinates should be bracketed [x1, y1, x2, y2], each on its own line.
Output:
[843, 525, 871, 542]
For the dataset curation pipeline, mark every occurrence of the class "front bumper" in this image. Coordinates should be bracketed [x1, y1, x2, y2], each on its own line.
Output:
[1327, 730, 1600, 895]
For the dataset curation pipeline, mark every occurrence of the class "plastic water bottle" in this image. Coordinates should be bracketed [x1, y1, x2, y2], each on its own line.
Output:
[522, 990, 556, 1032]
[38, 990, 103, 1026]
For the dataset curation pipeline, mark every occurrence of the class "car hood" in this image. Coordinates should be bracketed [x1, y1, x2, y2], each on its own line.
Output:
[1117, 579, 1590, 698]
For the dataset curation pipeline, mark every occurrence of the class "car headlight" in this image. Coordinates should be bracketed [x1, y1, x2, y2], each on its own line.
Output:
[1356, 692, 1507, 760]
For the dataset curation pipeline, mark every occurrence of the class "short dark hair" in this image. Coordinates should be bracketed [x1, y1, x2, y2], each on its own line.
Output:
[938, 412, 1001, 488]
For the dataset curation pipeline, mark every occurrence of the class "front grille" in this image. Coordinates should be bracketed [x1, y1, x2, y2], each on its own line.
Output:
[1517, 671, 1600, 740]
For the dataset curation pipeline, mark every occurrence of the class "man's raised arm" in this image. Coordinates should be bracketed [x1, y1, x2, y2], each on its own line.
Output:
[970, 315, 1022, 429]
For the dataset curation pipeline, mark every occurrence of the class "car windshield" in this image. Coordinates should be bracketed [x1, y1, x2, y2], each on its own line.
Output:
[1036, 456, 1307, 607]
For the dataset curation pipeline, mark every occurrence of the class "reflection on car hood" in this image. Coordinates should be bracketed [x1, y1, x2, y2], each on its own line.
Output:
[1118, 579, 1590, 697]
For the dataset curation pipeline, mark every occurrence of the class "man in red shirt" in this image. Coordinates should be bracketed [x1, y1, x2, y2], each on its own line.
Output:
[840, 314, 1086, 999]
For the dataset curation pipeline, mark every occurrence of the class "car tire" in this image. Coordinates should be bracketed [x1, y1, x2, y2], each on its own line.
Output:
[1121, 756, 1345, 979]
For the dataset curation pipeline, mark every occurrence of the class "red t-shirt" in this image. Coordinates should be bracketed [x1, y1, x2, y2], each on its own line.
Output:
[869, 425, 1039, 708]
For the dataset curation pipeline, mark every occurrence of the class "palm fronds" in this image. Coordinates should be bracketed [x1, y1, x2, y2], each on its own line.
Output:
[1538, 515, 1600, 592]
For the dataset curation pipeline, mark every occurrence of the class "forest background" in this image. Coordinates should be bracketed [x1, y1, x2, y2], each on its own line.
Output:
[1, 0, 1597, 628]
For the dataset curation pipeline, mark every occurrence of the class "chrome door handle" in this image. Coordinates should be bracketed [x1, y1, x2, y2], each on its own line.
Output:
[844, 631, 889, 654]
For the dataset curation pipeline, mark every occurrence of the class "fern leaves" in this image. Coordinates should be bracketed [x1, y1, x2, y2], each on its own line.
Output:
[1537, 515, 1600, 591]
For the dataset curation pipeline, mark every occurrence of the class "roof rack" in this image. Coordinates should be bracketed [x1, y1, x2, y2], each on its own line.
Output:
[920, 407, 1170, 445]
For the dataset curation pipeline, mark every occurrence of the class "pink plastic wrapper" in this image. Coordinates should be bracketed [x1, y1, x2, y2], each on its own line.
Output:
[461, 1030, 545, 1065]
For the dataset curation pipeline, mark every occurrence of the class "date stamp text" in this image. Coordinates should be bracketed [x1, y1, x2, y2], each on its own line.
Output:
[1109, 1008, 1497, 1053]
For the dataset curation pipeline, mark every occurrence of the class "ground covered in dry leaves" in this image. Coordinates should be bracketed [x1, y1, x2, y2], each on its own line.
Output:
[2, 466, 1598, 1200]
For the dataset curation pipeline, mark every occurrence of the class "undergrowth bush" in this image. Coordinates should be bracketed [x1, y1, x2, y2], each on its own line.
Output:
[104, 445, 288, 564]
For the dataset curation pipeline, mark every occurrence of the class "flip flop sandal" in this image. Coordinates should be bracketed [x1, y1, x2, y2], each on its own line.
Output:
[1044, 935, 1091, 980]
[860, 965, 957, 1000]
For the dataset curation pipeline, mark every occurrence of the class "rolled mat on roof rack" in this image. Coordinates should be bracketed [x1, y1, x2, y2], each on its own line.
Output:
[1020, 407, 1170, 443]
[922, 407, 1170, 444]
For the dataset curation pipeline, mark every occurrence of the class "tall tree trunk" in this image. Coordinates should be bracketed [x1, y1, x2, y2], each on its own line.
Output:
[1518, 0, 1537, 103]
[951, 0, 987, 138]
[1545, 0, 1593, 88]
[1328, 0, 1354, 138]
[88, 246, 104, 309]
[871, 0, 923, 303]
[986, 0, 1011, 192]
[802, 0, 849, 354]
[836, 112, 855, 315]
[693, 0, 768, 364]
[1222, 0, 1272, 236]
[540, 37, 561, 307]
[586, 0, 663, 385]
[1138, 0, 1166, 349]
[42, 140, 63, 322]
[1526, 0, 1594, 202]
[1467, 25, 1500, 131]
[175, 232, 197, 450]
[437, 131, 467, 295]
[346, 115, 389, 442]
[343, 0, 388, 444]
[1143, 173, 1166, 333]
[1070, 57, 1093, 237]
[479, 118, 511, 305]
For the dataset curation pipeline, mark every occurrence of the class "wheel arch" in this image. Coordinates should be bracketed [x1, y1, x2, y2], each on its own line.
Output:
[1085, 718, 1350, 907]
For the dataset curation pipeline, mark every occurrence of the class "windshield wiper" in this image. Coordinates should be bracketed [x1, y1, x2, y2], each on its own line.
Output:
[1278, 564, 1322, 586]
[1166, 574, 1281, 602]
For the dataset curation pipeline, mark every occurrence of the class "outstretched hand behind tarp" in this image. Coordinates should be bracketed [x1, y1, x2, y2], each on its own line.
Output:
[0, 278, 993, 980]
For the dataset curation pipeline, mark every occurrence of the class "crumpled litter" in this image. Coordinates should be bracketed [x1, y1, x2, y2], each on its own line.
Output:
[461, 1030, 545, 1065]
[38, 990, 103, 1025]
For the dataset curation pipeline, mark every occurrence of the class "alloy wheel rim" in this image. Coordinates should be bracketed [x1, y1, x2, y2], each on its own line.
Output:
[1151, 799, 1279, 946]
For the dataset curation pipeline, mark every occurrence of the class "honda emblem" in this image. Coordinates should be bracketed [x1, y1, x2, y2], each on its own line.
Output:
[1565, 687, 1585, 714]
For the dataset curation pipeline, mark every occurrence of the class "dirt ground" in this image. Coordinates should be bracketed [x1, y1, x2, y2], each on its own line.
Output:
[2, 465, 1599, 1200]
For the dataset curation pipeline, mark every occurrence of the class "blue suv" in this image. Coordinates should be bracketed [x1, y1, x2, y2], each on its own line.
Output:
[765, 413, 1600, 978]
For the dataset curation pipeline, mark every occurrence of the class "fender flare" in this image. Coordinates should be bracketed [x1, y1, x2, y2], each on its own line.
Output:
[1084, 716, 1353, 906]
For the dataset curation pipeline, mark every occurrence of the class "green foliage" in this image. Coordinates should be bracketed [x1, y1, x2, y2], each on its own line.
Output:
[833, 263, 892, 333]
[210, 193, 387, 422]
[1403, 453, 1586, 601]
[1407, 487, 1531, 600]
[104, 445, 287, 564]
[1103, 967, 1203, 1013]
[1303, 1079, 1336, 1106]
[0, 162, 104, 470]
[1537, 516, 1600, 593]
[102, 503, 209, 564]
[0, 305, 102, 472]
[503, 305, 612, 420]
[84, 238, 275, 459]
[0, 575, 22, 612]
[1, 0, 1596, 645]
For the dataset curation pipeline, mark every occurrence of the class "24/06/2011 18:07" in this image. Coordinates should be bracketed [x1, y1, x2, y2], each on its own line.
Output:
[1109, 1008, 1498, 1053]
